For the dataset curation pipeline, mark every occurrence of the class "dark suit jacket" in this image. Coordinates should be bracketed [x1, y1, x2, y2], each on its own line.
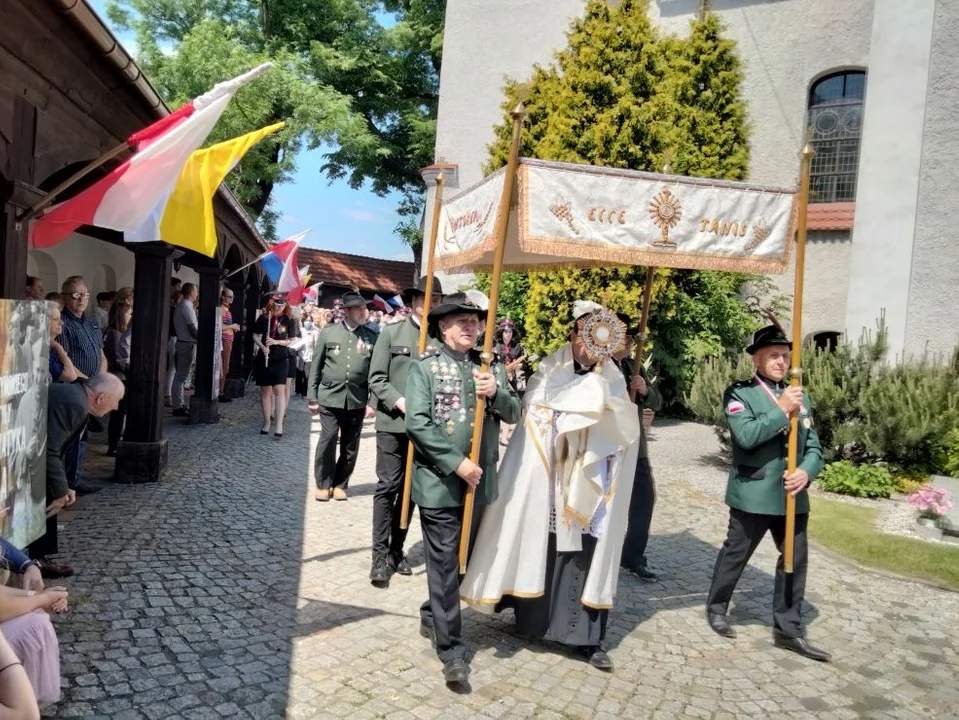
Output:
[47, 383, 89, 499]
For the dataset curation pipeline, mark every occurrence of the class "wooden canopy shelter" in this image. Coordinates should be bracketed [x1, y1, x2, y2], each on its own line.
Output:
[0, 0, 272, 481]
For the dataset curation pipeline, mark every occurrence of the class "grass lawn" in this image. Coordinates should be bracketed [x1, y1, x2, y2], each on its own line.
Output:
[809, 496, 959, 590]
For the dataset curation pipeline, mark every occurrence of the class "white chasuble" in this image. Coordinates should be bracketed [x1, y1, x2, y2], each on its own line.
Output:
[460, 344, 640, 610]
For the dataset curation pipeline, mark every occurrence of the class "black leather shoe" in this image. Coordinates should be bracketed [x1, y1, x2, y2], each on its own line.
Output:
[419, 621, 436, 648]
[621, 561, 658, 583]
[72, 481, 103, 496]
[36, 558, 74, 579]
[370, 558, 392, 588]
[442, 657, 469, 684]
[774, 634, 831, 662]
[578, 645, 614, 671]
[707, 611, 737, 638]
[217, 395, 232, 403]
[392, 553, 412, 576]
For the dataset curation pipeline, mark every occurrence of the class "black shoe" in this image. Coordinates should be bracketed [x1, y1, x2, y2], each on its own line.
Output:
[370, 558, 392, 588]
[72, 481, 103, 496]
[622, 561, 659, 583]
[36, 558, 74, 579]
[442, 657, 469, 685]
[391, 553, 412, 576]
[419, 621, 436, 649]
[774, 634, 831, 662]
[172, 408, 189, 418]
[217, 395, 232, 403]
[579, 645, 614, 671]
[707, 611, 737, 639]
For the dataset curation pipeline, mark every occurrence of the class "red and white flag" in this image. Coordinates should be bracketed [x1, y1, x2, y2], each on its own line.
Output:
[31, 63, 273, 249]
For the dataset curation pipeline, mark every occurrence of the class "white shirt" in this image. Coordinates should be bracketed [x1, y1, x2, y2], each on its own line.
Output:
[173, 298, 198, 342]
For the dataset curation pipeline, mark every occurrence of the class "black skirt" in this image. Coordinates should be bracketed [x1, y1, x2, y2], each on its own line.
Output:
[255, 351, 289, 387]
[495, 533, 608, 647]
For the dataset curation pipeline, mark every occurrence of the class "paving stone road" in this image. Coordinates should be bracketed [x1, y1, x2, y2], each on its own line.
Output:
[49, 395, 959, 719]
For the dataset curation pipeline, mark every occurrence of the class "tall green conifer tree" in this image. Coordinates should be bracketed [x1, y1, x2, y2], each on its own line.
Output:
[485, 2, 760, 405]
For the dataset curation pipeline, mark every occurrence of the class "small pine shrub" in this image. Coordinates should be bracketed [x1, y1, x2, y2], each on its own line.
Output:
[936, 428, 959, 478]
[817, 461, 896, 499]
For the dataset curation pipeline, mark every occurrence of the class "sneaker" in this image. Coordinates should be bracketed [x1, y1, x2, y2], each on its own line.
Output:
[370, 557, 393, 588]
[315, 489, 331, 502]
[36, 558, 74, 579]
[332, 488, 348, 501]
[391, 553, 413, 576]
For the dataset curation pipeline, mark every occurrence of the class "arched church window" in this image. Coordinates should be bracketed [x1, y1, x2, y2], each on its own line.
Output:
[808, 71, 866, 203]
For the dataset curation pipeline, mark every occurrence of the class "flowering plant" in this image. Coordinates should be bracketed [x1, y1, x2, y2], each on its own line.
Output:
[907, 487, 954, 520]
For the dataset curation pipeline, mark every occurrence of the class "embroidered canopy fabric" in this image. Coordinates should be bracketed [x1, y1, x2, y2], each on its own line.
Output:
[435, 159, 798, 274]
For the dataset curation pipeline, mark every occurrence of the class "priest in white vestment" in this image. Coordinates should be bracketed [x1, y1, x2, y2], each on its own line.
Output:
[460, 302, 641, 671]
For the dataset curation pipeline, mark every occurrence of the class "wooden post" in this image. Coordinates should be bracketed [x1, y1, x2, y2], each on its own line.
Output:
[399, 172, 445, 531]
[629, 266, 655, 401]
[458, 103, 526, 573]
[784, 141, 815, 574]
[0, 97, 37, 299]
[116, 244, 173, 483]
[189, 266, 222, 424]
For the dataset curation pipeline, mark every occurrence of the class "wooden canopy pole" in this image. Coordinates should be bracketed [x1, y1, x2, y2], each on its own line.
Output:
[17, 141, 130, 226]
[784, 140, 814, 574]
[629, 266, 655, 402]
[458, 103, 526, 574]
[399, 172, 445, 530]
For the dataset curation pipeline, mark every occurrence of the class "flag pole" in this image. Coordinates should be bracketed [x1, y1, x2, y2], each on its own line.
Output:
[399, 171, 445, 531]
[784, 140, 814, 574]
[17, 141, 130, 226]
[458, 103, 526, 574]
[629, 266, 655, 402]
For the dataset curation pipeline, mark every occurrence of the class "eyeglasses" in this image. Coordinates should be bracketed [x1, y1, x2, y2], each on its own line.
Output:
[69, 292, 90, 300]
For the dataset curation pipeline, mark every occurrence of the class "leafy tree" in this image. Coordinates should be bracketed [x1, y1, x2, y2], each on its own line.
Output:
[484, 1, 759, 406]
[107, 0, 443, 244]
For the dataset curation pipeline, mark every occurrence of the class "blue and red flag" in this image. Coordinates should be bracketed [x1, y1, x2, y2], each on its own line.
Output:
[259, 229, 310, 284]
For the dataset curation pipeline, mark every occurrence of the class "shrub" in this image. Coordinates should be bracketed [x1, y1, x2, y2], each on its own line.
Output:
[686, 352, 754, 452]
[817, 461, 896, 499]
[935, 428, 959, 479]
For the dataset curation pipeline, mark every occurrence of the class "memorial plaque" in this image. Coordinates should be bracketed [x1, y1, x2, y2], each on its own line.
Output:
[0, 300, 49, 548]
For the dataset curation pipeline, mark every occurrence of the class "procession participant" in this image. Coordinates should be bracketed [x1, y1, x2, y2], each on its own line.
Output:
[705, 324, 829, 662]
[405, 293, 520, 685]
[493, 319, 528, 395]
[613, 314, 664, 581]
[307, 291, 378, 502]
[367, 275, 443, 588]
[461, 301, 640, 672]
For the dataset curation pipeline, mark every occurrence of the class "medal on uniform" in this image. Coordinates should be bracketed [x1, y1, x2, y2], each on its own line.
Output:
[446, 419, 455, 436]
[803, 417, 812, 429]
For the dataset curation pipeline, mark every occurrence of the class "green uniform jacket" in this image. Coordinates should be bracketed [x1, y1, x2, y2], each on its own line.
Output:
[368, 317, 432, 434]
[405, 345, 522, 509]
[620, 358, 664, 459]
[307, 321, 379, 410]
[723, 376, 824, 516]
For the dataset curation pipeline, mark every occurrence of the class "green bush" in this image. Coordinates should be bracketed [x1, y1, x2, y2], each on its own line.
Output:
[934, 428, 959, 479]
[686, 352, 754, 452]
[817, 461, 896, 499]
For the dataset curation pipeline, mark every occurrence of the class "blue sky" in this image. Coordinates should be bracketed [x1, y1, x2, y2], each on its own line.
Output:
[87, 0, 412, 261]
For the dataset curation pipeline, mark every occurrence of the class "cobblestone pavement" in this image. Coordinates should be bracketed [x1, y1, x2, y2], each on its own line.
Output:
[50, 397, 959, 719]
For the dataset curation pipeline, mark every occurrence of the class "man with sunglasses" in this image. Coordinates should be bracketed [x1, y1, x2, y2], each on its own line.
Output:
[57, 276, 106, 496]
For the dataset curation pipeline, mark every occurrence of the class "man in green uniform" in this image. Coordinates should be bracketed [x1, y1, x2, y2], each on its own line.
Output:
[613, 315, 664, 581]
[705, 325, 830, 662]
[307, 291, 379, 502]
[367, 276, 443, 588]
[405, 293, 521, 685]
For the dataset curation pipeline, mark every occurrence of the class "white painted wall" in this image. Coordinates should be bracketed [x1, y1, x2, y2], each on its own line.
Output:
[905, 0, 959, 360]
[26, 232, 199, 301]
[845, 0, 937, 361]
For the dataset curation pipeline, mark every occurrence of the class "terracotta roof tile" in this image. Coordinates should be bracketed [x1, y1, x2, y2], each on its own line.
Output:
[808, 202, 855, 231]
[295, 246, 415, 295]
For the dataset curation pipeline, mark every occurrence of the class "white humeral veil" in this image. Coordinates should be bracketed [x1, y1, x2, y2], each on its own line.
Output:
[461, 343, 640, 609]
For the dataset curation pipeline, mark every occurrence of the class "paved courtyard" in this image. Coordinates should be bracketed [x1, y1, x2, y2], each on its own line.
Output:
[50, 394, 959, 719]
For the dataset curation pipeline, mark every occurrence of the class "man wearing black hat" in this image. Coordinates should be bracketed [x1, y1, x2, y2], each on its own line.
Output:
[307, 291, 379, 502]
[612, 313, 664, 582]
[367, 276, 443, 588]
[405, 293, 521, 685]
[705, 324, 829, 662]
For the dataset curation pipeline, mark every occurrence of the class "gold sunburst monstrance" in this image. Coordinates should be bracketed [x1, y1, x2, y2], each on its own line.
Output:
[577, 308, 627, 366]
[649, 187, 682, 247]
